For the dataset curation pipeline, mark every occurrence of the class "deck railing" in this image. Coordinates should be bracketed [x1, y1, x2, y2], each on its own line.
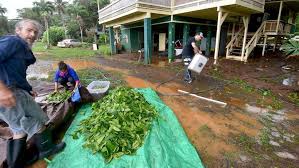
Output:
[98, 0, 265, 23]
[264, 20, 292, 34]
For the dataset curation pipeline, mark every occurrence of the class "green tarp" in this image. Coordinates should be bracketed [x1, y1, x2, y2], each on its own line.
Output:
[48, 88, 204, 168]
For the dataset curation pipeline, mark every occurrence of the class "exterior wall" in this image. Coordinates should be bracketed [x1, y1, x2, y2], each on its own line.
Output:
[130, 29, 142, 52]
[118, 15, 223, 57]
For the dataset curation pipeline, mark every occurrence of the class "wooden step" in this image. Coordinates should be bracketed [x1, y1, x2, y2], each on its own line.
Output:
[230, 51, 242, 55]
[226, 55, 242, 61]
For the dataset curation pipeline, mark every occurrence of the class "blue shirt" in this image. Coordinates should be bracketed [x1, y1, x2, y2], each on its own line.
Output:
[54, 65, 79, 82]
[0, 35, 36, 92]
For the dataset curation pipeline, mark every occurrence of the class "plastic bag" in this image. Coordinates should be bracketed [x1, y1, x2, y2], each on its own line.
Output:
[71, 87, 81, 103]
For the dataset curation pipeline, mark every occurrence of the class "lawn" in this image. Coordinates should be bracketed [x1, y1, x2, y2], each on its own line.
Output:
[32, 42, 111, 60]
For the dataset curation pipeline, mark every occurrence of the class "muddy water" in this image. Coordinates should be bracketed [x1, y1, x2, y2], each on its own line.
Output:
[52, 59, 100, 70]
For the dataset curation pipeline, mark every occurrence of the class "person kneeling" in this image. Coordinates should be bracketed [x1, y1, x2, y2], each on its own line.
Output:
[54, 61, 80, 92]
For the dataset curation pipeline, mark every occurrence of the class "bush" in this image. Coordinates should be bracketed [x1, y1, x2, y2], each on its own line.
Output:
[98, 44, 111, 56]
[42, 26, 65, 46]
[98, 33, 108, 44]
[280, 39, 299, 57]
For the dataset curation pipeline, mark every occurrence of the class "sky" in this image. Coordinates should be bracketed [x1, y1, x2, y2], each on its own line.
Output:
[0, 0, 73, 19]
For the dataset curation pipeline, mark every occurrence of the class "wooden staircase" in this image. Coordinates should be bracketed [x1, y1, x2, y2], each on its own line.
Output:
[225, 20, 292, 62]
[226, 21, 266, 62]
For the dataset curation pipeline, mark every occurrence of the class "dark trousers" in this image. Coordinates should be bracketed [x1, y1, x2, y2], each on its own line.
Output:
[58, 77, 75, 89]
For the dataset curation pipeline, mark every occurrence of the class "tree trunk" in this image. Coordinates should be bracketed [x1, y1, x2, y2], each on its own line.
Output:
[61, 14, 67, 38]
[79, 26, 83, 43]
[44, 16, 50, 48]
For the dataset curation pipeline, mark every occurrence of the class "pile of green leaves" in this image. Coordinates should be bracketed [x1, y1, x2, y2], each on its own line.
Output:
[46, 91, 72, 103]
[73, 87, 159, 162]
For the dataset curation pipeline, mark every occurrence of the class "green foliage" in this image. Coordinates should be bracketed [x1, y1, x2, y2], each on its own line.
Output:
[232, 78, 255, 93]
[236, 134, 257, 154]
[98, 44, 111, 56]
[288, 92, 299, 106]
[280, 40, 299, 57]
[0, 5, 7, 16]
[98, 33, 108, 44]
[259, 128, 271, 148]
[17, 8, 42, 24]
[33, 0, 55, 16]
[46, 90, 72, 103]
[42, 26, 65, 45]
[0, 16, 8, 36]
[66, 20, 80, 39]
[72, 87, 159, 162]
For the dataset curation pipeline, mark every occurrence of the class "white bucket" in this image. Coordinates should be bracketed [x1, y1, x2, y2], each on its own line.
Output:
[188, 53, 208, 74]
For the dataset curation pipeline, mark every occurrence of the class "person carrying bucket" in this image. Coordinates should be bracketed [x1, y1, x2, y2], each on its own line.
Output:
[181, 32, 204, 84]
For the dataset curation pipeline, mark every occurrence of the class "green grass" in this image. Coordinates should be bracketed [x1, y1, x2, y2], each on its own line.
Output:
[32, 42, 101, 60]
[259, 128, 271, 148]
[208, 68, 224, 79]
[236, 134, 257, 154]
[288, 92, 299, 106]
[232, 78, 255, 93]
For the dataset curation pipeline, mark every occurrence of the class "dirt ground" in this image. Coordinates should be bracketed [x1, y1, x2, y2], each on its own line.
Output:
[26, 52, 299, 168]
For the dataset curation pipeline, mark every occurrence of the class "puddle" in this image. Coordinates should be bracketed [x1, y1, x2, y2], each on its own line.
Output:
[53, 59, 100, 70]
[27, 60, 53, 78]
[245, 104, 269, 115]
[27, 73, 49, 79]
[274, 152, 297, 160]
[282, 75, 297, 86]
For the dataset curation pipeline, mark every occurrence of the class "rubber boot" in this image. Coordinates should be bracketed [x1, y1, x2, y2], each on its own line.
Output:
[33, 129, 66, 159]
[6, 137, 26, 168]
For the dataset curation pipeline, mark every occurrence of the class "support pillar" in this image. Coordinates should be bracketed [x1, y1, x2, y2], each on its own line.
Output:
[214, 7, 228, 64]
[144, 15, 152, 64]
[109, 27, 116, 55]
[168, 22, 175, 62]
[241, 16, 249, 62]
[206, 26, 212, 57]
[276, 1, 283, 34]
[262, 35, 267, 56]
[231, 23, 236, 41]
[183, 24, 190, 46]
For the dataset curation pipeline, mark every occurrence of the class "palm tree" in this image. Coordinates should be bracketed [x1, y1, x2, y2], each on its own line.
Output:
[0, 5, 7, 16]
[67, 3, 87, 43]
[33, 0, 55, 48]
[54, 0, 68, 38]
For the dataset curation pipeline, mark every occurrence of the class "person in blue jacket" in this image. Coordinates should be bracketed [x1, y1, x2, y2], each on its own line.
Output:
[0, 19, 65, 167]
[54, 61, 80, 92]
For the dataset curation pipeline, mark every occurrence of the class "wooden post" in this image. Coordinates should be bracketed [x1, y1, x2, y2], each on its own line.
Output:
[214, 7, 228, 64]
[241, 16, 249, 62]
[262, 35, 267, 56]
[231, 23, 236, 42]
[276, 1, 283, 34]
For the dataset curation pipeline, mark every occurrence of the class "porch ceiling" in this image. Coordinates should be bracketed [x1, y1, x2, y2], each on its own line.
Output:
[105, 13, 166, 27]
[266, 0, 299, 12]
[176, 5, 259, 22]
